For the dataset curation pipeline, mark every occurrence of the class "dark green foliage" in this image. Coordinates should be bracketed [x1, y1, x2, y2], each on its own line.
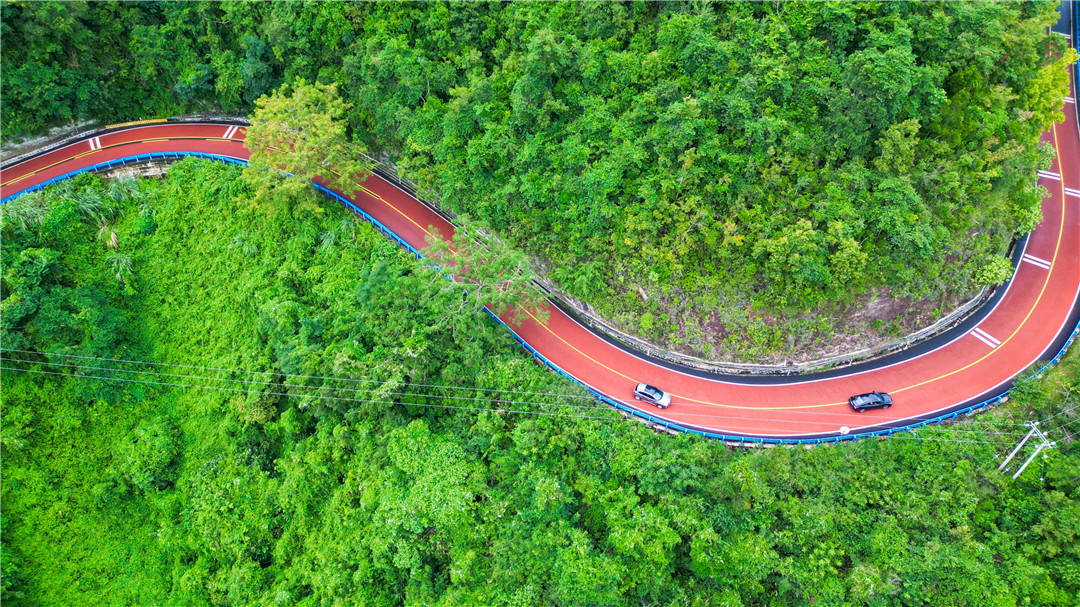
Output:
[4, 2, 1080, 603]
[1, 176, 131, 362]
[2, 162, 1080, 605]
[385, 1, 1070, 327]
[3, 3, 1071, 344]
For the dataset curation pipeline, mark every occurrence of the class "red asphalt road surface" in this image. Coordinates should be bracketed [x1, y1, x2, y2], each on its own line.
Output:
[3, 73, 1078, 440]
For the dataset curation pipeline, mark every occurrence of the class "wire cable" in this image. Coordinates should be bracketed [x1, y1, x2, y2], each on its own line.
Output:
[1038, 400, 1080, 425]
[0, 348, 1033, 431]
[0, 356, 614, 413]
[1, 365, 626, 423]
[0, 355, 1033, 434]
[0, 347, 598, 401]
[0, 363, 1026, 444]
[1043, 413, 1080, 437]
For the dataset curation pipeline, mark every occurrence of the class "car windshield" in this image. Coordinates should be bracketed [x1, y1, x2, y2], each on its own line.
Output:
[642, 386, 662, 399]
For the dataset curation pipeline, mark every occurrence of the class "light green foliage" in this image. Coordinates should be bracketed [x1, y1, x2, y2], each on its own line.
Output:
[2, 163, 1079, 605]
[1, 177, 130, 358]
[424, 225, 549, 326]
[243, 79, 372, 215]
[113, 416, 179, 493]
[975, 254, 1015, 287]
[3, 1, 1074, 359]
[5, 1, 1080, 603]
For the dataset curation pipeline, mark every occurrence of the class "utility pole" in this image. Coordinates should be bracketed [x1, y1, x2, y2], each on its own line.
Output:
[999, 421, 1055, 480]
[999, 423, 1038, 471]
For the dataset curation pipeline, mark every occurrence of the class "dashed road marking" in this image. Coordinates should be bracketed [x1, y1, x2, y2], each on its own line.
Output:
[1022, 254, 1052, 270]
[88, 136, 102, 150]
[223, 125, 239, 139]
[1038, 170, 1061, 181]
[1, 116, 1073, 426]
[970, 327, 1001, 348]
[1064, 187, 1080, 198]
[1065, 96, 1075, 104]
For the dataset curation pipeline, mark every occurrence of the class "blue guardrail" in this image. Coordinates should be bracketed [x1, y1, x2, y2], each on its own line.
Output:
[3, 151, 1078, 445]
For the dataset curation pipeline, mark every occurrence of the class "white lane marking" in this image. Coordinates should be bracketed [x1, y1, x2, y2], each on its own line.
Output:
[88, 136, 102, 150]
[969, 331, 997, 348]
[546, 212, 1039, 389]
[223, 125, 238, 139]
[368, 146, 1075, 438]
[1066, 97, 1076, 104]
[971, 327, 1001, 348]
[1064, 187, 1080, 198]
[1022, 254, 1052, 270]
[1038, 170, 1061, 181]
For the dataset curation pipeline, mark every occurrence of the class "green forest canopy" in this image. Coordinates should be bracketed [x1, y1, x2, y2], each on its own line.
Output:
[1, 162, 1078, 606]
[3, 4, 1080, 601]
[2, 1, 1075, 360]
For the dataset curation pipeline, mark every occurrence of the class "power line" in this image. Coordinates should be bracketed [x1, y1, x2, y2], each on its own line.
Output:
[1055, 417, 1080, 430]
[0, 364, 1026, 445]
[0, 352, 1031, 435]
[0, 347, 597, 401]
[0, 348, 1033, 431]
[1043, 413, 1080, 436]
[1, 366, 625, 423]
[0, 355, 1032, 434]
[1039, 400, 1080, 425]
[0, 356, 613, 412]
[1045, 414, 1080, 429]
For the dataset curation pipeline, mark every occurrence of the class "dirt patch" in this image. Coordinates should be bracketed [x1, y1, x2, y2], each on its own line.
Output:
[593, 282, 974, 366]
[1, 120, 97, 163]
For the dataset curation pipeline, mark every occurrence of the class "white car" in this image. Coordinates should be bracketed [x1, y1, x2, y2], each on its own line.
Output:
[633, 383, 672, 409]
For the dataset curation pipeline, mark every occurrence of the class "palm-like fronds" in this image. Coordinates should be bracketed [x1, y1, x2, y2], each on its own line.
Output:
[318, 228, 337, 251]
[106, 253, 134, 284]
[96, 218, 119, 248]
[0, 192, 50, 231]
[108, 177, 143, 204]
[71, 190, 105, 221]
[229, 232, 259, 256]
[318, 219, 357, 252]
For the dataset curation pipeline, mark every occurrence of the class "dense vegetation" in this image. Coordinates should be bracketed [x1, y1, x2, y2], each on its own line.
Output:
[4, 3, 1080, 603]
[2, 1, 1074, 359]
[3, 163, 1080, 606]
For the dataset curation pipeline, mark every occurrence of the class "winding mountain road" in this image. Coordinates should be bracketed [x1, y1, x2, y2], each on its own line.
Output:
[3, 72, 1078, 444]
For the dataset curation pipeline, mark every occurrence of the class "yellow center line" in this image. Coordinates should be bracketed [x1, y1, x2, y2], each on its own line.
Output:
[353, 180, 435, 238]
[892, 120, 1067, 394]
[1, 135, 244, 188]
[518, 308, 844, 411]
[265, 152, 439, 241]
[513, 120, 1070, 413]
[5, 128, 1072, 419]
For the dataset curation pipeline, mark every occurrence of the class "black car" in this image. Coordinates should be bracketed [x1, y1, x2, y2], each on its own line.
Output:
[848, 391, 893, 412]
[633, 383, 672, 408]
